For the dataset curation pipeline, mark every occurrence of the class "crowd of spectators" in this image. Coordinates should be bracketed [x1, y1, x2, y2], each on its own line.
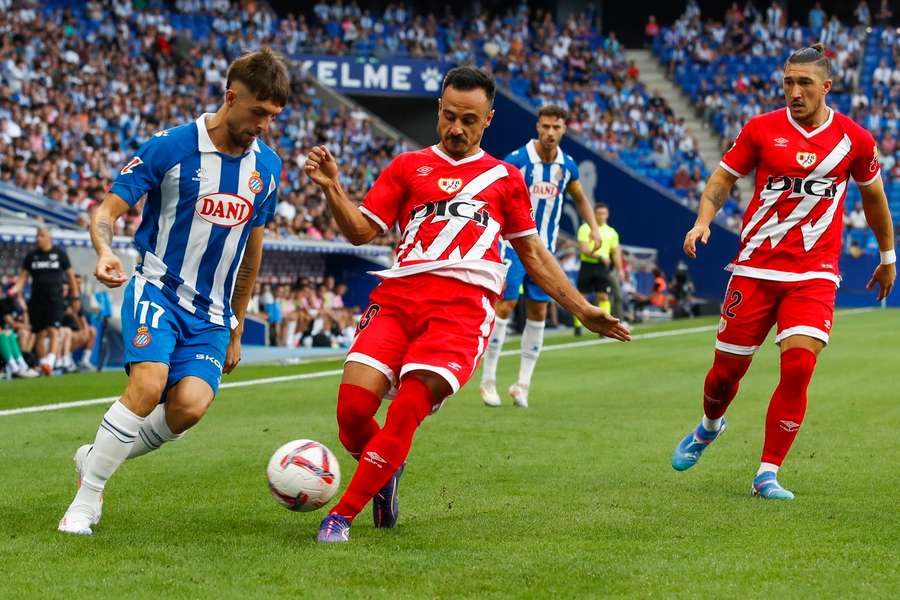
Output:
[0, 0, 407, 245]
[653, 0, 900, 254]
[247, 275, 357, 349]
[1, 0, 707, 244]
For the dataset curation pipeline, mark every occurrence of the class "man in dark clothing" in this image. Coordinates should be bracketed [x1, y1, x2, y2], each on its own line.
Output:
[13, 227, 79, 375]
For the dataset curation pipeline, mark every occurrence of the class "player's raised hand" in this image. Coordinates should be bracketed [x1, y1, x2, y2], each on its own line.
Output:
[684, 224, 711, 259]
[866, 262, 896, 301]
[578, 306, 631, 342]
[305, 145, 339, 187]
[94, 250, 127, 288]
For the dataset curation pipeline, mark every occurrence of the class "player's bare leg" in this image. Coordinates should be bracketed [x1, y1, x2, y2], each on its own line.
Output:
[509, 300, 548, 408]
[59, 362, 167, 535]
[752, 335, 823, 500]
[672, 350, 752, 471]
[319, 369, 448, 543]
[480, 299, 516, 407]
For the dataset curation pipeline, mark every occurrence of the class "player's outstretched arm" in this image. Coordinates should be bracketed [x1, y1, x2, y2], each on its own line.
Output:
[91, 193, 131, 288]
[568, 180, 603, 248]
[858, 176, 896, 300]
[511, 234, 631, 341]
[305, 145, 381, 245]
[224, 226, 265, 374]
[684, 167, 738, 258]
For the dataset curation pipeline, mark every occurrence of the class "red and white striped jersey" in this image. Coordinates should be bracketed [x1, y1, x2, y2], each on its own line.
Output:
[720, 107, 880, 285]
[360, 145, 537, 294]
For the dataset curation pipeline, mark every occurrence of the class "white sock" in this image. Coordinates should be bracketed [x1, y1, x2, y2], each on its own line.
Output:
[757, 462, 780, 476]
[518, 319, 546, 387]
[74, 400, 144, 506]
[285, 321, 297, 347]
[128, 404, 183, 458]
[702, 415, 723, 432]
[64, 354, 74, 367]
[43, 352, 56, 367]
[81, 349, 93, 363]
[480, 316, 509, 384]
[16, 357, 29, 370]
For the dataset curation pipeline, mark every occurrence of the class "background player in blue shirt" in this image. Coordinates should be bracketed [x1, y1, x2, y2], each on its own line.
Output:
[59, 49, 289, 536]
[480, 105, 603, 408]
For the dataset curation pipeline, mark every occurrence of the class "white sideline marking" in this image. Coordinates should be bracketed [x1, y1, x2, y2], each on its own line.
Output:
[0, 308, 876, 418]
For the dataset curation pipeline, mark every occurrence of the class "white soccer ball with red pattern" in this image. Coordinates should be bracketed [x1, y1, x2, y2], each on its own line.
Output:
[267, 439, 341, 512]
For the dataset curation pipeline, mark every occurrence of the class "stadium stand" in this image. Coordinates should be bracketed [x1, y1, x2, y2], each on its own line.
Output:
[1, 0, 706, 233]
[653, 0, 899, 255]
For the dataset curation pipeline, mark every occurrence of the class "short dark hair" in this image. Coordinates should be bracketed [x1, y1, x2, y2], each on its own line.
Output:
[537, 105, 568, 121]
[226, 47, 291, 106]
[785, 42, 831, 78]
[441, 66, 496, 104]
[595, 202, 608, 210]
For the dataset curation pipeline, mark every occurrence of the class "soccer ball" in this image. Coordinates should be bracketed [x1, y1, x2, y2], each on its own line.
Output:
[267, 439, 341, 512]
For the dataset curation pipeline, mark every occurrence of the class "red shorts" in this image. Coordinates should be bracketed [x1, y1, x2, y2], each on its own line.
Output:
[715, 275, 836, 356]
[346, 273, 497, 396]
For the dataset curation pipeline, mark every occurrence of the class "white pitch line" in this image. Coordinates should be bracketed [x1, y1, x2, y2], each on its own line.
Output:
[0, 307, 877, 418]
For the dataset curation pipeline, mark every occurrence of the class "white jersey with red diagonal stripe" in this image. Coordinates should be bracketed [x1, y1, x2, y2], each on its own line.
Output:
[360, 145, 537, 294]
[720, 107, 881, 284]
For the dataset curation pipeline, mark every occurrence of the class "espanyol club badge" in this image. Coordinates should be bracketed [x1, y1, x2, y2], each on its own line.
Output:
[133, 326, 151, 348]
[795, 152, 817, 169]
[437, 178, 462, 194]
[248, 170, 264, 194]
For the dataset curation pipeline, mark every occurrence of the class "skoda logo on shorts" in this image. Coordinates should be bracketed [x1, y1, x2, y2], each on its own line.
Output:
[195, 193, 254, 228]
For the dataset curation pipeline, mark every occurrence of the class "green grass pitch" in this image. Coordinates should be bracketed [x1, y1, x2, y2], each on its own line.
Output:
[1, 311, 898, 598]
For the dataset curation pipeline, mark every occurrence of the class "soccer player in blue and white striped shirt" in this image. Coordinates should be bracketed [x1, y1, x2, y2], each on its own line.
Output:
[480, 106, 604, 408]
[59, 49, 288, 535]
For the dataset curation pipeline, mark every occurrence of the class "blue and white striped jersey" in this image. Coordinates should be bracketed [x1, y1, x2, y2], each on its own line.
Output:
[111, 114, 281, 328]
[503, 141, 579, 252]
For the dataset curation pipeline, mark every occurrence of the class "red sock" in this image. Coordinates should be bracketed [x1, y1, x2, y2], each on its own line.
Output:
[331, 376, 434, 521]
[336, 384, 382, 457]
[703, 351, 752, 419]
[761, 348, 816, 465]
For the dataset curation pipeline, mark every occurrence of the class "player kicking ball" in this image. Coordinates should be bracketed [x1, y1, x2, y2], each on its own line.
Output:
[671, 44, 895, 499]
[479, 105, 603, 408]
[58, 49, 288, 534]
[305, 67, 630, 543]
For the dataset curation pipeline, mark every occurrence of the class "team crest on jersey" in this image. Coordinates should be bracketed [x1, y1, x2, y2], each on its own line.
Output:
[870, 144, 880, 172]
[248, 170, 264, 194]
[196, 193, 254, 227]
[795, 152, 817, 169]
[133, 326, 151, 348]
[120, 157, 143, 175]
[437, 178, 463, 194]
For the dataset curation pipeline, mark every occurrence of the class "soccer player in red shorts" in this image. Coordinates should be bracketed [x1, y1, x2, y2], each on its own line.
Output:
[671, 44, 896, 499]
[305, 67, 631, 542]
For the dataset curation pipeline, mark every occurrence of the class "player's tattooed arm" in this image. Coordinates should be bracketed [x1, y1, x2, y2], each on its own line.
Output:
[699, 167, 738, 215]
[90, 193, 131, 287]
[684, 167, 739, 258]
[230, 227, 264, 328]
[511, 234, 630, 341]
[224, 227, 264, 374]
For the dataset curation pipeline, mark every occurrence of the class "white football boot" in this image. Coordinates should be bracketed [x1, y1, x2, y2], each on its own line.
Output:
[58, 445, 102, 535]
[480, 380, 502, 407]
[509, 383, 529, 408]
